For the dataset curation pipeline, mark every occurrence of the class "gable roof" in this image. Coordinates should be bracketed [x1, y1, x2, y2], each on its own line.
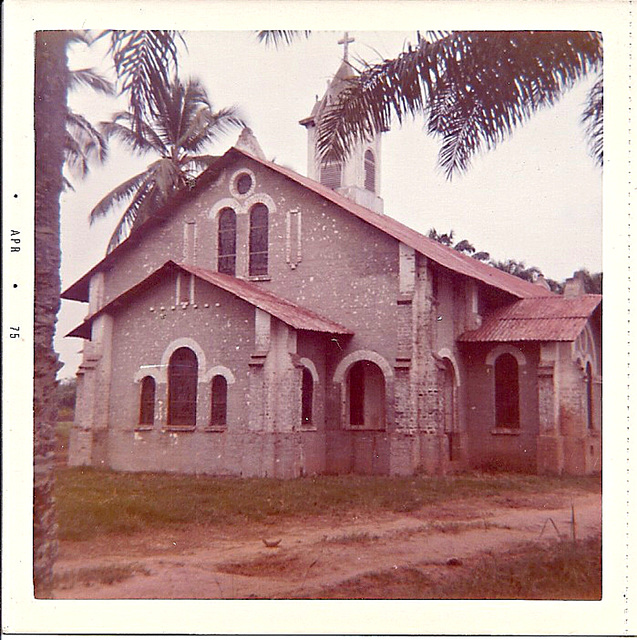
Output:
[62, 145, 554, 303]
[459, 294, 601, 343]
[66, 261, 352, 340]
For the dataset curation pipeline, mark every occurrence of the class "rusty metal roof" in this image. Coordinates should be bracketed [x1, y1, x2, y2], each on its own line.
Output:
[66, 261, 352, 340]
[233, 148, 554, 300]
[459, 294, 602, 342]
[62, 146, 554, 304]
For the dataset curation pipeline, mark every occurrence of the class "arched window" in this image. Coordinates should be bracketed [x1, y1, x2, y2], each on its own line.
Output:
[586, 362, 594, 431]
[210, 375, 228, 426]
[494, 353, 520, 430]
[320, 161, 342, 190]
[348, 360, 386, 429]
[168, 347, 198, 426]
[301, 367, 313, 425]
[364, 150, 375, 192]
[139, 376, 155, 425]
[249, 203, 269, 276]
[218, 207, 237, 275]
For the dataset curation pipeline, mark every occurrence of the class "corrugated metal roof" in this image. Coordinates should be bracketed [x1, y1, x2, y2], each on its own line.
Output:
[234, 148, 553, 300]
[459, 294, 601, 342]
[67, 261, 352, 339]
[62, 146, 553, 304]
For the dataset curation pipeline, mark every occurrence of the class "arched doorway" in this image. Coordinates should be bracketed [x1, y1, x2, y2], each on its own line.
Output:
[348, 360, 386, 430]
[440, 359, 458, 461]
[168, 347, 198, 426]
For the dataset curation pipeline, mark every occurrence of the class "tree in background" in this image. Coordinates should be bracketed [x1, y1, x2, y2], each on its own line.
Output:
[89, 77, 243, 253]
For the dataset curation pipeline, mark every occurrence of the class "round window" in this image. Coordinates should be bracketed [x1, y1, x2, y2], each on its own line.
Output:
[236, 172, 253, 195]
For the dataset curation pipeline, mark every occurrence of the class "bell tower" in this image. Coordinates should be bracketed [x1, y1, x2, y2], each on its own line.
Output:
[299, 33, 384, 214]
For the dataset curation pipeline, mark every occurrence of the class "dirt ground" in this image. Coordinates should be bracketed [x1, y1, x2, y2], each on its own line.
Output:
[53, 484, 601, 599]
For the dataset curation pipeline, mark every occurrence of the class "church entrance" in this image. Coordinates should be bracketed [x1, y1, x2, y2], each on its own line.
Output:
[440, 359, 459, 462]
[348, 360, 386, 430]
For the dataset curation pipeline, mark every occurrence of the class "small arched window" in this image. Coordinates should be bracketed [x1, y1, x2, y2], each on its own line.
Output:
[494, 353, 520, 430]
[364, 150, 375, 192]
[586, 362, 594, 431]
[301, 367, 313, 425]
[320, 161, 342, 190]
[249, 203, 269, 276]
[218, 207, 237, 275]
[139, 376, 155, 425]
[210, 375, 228, 426]
[168, 347, 198, 426]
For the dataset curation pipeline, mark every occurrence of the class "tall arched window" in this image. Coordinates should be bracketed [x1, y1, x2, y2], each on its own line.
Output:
[249, 203, 269, 276]
[301, 367, 313, 425]
[348, 360, 386, 429]
[320, 161, 342, 190]
[218, 207, 237, 275]
[210, 375, 228, 426]
[139, 376, 155, 425]
[586, 362, 594, 431]
[168, 347, 198, 425]
[364, 150, 375, 192]
[494, 353, 520, 430]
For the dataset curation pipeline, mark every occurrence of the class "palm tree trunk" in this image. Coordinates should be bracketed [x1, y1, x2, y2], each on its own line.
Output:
[34, 30, 68, 598]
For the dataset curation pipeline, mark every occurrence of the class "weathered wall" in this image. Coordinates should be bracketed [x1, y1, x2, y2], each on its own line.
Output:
[460, 342, 540, 472]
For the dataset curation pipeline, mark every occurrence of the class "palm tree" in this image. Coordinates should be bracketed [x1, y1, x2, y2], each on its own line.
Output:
[34, 29, 181, 597]
[64, 68, 114, 189]
[259, 31, 602, 178]
[89, 76, 243, 253]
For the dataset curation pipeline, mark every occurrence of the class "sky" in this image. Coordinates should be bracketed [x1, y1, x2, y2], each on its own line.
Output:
[57, 30, 603, 379]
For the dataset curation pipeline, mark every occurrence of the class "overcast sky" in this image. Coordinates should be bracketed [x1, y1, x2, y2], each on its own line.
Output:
[57, 30, 602, 378]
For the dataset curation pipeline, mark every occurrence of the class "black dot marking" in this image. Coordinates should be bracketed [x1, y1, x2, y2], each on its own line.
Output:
[14, 194, 18, 198]
[13, 284, 18, 288]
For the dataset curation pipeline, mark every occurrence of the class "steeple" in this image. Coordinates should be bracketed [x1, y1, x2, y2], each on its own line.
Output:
[299, 33, 384, 214]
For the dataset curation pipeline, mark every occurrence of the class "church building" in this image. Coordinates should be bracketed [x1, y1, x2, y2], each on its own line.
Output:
[62, 49, 602, 477]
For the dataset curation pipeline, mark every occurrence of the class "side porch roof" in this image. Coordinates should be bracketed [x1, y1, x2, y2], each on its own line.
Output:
[458, 294, 602, 343]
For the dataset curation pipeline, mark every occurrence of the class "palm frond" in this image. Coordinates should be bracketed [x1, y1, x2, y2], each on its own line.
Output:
[107, 30, 183, 136]
[256, 30, 311, 48]
[582, 73, 603, 166]
[67, 68, 115, 95]
[316, 30, 602, 177]
[100, 113, 165, 155]
[64, 110, 108, 181]
[88, 168, 153, 223]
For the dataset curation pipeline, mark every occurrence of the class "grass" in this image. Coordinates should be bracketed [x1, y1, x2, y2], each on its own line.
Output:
[54, 466, 600, 542]
[54, 562, 151, 590]
[306, 535, 602, 600]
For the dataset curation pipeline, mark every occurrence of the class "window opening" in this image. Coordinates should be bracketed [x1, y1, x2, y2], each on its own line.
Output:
[348, 360, 385, 429]
[586, 363, 594, 430]
[236, 172, 253, 195]
[320, 161, 342, 190]
[218, 207, 237, 275]
[168, 347, 198, 425]
[210, 375, 228, 426]
[364, 150, 375, 192]
[249, 203, 269, 276]
[302, 367, 313, 425]
[139, 376, 155, 425]
[494, 353, 520, 429]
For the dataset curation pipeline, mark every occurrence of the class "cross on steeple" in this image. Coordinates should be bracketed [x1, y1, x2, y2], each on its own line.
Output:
[338, 31, 355, 62]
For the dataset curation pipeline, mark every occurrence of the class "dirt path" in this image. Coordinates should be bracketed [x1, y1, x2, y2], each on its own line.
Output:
[53, 485, 600, 599]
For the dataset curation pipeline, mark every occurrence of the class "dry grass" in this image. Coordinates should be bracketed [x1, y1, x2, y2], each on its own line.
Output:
[303, 535, 601, 600]
[216, 552, 309, 578]
[54, 562, 151, 590]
